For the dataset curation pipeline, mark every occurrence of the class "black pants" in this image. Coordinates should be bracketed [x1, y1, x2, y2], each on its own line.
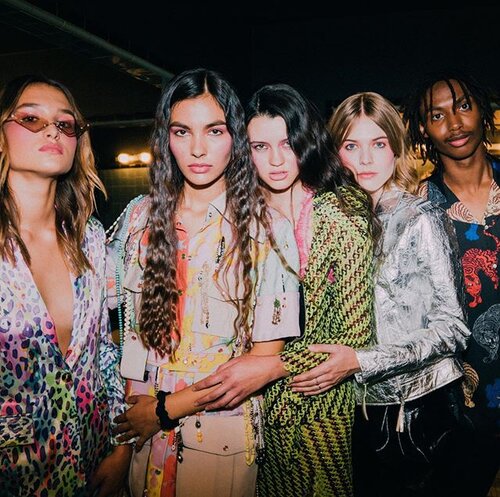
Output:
[353, 380, 477, 497]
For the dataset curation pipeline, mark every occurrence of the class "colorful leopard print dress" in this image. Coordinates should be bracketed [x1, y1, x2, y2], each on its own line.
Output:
[0, 218, 127, 496]
[258, 189, 374, 497]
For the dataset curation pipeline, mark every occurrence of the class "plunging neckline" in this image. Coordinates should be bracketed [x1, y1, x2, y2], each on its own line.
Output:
[18, 250, 78, 359]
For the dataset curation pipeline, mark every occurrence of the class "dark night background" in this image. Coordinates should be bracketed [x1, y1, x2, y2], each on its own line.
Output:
[0, 0, 499, 225]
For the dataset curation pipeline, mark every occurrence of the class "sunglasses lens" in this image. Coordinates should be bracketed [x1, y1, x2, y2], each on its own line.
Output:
[8, 113, 88, 138]
[55, 121, 77, 137]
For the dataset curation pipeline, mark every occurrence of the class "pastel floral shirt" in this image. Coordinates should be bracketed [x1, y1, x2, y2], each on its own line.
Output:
[106, 192, 301, 497]
[0, 217, 126, 497]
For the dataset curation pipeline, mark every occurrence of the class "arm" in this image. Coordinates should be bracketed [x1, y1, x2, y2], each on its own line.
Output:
[191, 214, 302, 409]
[90, 224, 132, 494]
[353, 210, 470, 383]
[114, 341, 288, 449]
[283, 206, 374, 379]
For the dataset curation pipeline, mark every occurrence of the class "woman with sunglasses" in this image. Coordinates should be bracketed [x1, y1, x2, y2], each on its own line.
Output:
[0, 75, 131, 496]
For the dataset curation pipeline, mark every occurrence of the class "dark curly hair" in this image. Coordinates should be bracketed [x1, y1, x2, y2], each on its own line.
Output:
[402, 71, 497, 168]
[140, 68, 273, 357]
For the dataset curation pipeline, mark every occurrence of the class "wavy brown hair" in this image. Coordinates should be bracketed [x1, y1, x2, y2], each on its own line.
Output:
[0, 74, 106, 275]
[140, 68, 274, 358]
[328, 91, 420, 195]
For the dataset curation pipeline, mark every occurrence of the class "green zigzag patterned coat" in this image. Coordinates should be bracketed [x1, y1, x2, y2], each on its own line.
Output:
[258, 189, 374, 497]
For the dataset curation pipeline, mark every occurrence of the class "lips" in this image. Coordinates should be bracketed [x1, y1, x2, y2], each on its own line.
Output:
[39, 144, 63, 154]
[357, 172, 377, 179]
[269, 171, 288, 180]
[188, 164, 211, 174]
[446, 133, 471, 148]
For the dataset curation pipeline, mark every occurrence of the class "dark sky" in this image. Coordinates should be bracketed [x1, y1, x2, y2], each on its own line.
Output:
[5, 1, 498, 168]
[27, 1, 500, 115]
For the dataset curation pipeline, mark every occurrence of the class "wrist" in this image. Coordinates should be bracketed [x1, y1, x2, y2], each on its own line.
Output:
[155, 390, 179, 431]
[268, 354, 288, 382]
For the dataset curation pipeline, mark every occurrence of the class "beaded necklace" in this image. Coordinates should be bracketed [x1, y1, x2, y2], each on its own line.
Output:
[106, 195, 145, 358]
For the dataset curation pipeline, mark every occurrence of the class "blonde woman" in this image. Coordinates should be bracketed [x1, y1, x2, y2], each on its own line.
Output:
[292, 92, 471, 497]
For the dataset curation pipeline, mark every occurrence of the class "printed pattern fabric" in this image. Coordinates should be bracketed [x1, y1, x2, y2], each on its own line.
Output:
[0, 217, 126, 496]
[420, 161, 500, 436]
[106, 193, 301, 497]
[259, 188, 375, 497]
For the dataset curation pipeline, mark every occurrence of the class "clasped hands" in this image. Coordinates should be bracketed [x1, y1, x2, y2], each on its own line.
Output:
[113, 344, 359, 450]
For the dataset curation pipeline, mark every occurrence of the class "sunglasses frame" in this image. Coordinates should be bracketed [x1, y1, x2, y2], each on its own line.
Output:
[4, 112, 90, 138]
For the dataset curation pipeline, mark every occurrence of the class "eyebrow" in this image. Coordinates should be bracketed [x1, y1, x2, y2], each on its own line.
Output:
[427, 94, 469, 113]
[344, 136, 388, 141]
[169, 120, 227, 129]
[15, 103, 75, 116]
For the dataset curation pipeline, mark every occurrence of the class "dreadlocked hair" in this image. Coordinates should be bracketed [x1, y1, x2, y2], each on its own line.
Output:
[139, 68, 275, 358]
[402, 70, 497, 168]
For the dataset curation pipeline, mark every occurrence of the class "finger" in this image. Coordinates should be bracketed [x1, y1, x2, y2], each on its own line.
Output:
[113, 413, 128, 424]
[125, 395, 139, 404]
[303, 385, 330, 396]
[204, 391, 239, 411]
[291, 380, 320, 391]
[113, 421, 132, 435]
[308, 344, 336, 354]
[117, 430, 138, 443]
[292, 364, 329, 384]
[135, 435, 149, 452]
[192, 374, 222, 392]
[194, 384, 231, 406]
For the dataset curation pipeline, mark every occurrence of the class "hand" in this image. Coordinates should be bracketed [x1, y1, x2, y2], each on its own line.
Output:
[192, 355, 285, 410]
[89, 444, 133, 497]
[113, 395, 160, 451]
[290, 344, 360, 395]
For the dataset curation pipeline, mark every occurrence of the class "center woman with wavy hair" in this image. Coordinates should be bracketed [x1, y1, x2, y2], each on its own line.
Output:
[106, 68, 300, 497]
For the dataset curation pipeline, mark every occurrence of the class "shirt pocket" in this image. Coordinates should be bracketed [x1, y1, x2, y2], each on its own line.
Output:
[0, 400, 36, 448]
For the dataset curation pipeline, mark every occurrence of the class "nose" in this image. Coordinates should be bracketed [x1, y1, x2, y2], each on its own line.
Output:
[269, 147, 284, 167]
[448, 113, 463, 131]
[359, 146, 373, 165]
[190, 132, 207, 158]
[44, 122, 61, 140]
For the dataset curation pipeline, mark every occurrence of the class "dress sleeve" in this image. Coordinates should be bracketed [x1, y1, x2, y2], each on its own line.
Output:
[92, 222, 128, 446]
[355, 209, 470, 383]
[281, 208, 375, 374]
[251, 214, 301, 342]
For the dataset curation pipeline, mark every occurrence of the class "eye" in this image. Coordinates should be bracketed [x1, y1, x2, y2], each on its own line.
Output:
[56, 120, 74, 130]
[344, 143, 357, 151]
[459, 102, 471, 111]
[282, 140, 292, 149]
[430, 112, 443, 122]
[251, 143, 267, 151]
[374, 141, 386, 149]
[171, 128, 187, 137]
[18, 114, 39, 123]
[208, 128, 224, 136]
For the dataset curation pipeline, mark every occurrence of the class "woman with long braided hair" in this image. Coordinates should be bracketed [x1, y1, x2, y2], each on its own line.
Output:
[106, 68, 300, 497]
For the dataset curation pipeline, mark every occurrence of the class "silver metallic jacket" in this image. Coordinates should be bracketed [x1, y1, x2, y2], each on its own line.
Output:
[355, 186, 470, 405]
